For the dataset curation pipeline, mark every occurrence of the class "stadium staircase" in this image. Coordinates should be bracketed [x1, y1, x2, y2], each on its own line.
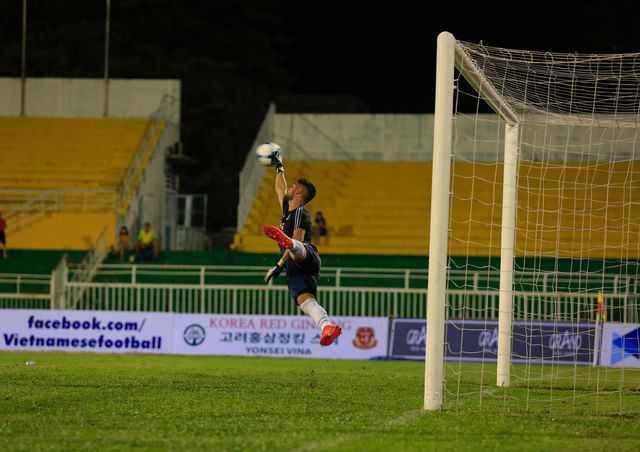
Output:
[0, 117, 164, 249]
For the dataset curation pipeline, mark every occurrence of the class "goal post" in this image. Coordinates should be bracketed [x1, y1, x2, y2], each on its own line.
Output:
[425, 31, 521, 409]
[424, 31, 455, 411]
[496, 122, 519, 388]
[425, 31, 640, 414]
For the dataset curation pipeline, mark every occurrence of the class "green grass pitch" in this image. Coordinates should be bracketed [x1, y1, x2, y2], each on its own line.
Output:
[1, 352, 639, 451]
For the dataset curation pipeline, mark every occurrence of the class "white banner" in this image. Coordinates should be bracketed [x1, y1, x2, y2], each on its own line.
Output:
[172, 314, 388, 360]
[0, 310, 173, 354]
[600, 322, 640, 368]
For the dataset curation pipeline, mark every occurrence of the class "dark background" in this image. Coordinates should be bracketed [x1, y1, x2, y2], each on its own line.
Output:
[0, 0, 638, 234]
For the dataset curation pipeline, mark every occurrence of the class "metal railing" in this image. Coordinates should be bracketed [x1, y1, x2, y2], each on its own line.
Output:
[1, 279, 636, 323]
[0, 272, 51, 290]
[2, 189, 119, 233]
[90, 263, 638, 294]
[57, 281, 638, 322]
[64, 282, 427, 317]
[0, 292, 52, 310]
[0, 271, 53, 310]
[117, 95, 178, 215]
[0, 261, 637, 322]
[67, 228, 110, 308]
[155, 94, 180, 125]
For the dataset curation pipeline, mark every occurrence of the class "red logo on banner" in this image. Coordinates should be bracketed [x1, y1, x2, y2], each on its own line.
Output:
[352, 327, 377, 349]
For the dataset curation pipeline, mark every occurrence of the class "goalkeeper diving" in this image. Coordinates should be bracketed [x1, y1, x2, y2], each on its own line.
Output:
[261, 147, 342, 346]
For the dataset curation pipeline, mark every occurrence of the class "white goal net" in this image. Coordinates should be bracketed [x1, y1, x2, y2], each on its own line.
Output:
[425, 32, 640, 414]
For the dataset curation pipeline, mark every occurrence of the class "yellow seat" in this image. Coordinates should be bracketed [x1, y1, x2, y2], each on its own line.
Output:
[234, 160, 640, 258]
[0, 118, 155, 249]
[0, 118, 148, 192]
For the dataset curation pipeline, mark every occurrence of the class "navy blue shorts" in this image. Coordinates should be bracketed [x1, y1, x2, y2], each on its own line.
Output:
[286, 243, 321, 302]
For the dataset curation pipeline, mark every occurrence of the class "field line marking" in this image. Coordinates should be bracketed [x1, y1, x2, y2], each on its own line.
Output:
[382, 409, 423, 427]
[292, 409, 424, 452]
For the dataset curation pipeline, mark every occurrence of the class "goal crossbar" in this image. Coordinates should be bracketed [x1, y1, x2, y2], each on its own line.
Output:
[455, 41, 520, 125]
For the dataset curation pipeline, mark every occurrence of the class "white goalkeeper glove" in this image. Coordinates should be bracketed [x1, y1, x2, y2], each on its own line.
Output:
[264, 264, 284, 284]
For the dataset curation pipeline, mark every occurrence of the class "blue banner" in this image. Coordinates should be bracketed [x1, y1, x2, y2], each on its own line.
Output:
[389, 319, 426, 359]
[390, 318, 595, 365]
[600, 323, 640, 368]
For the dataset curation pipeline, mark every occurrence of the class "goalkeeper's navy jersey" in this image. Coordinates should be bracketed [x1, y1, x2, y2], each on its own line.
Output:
[280, 199, 314, 251]
[278, 199, 321, 301]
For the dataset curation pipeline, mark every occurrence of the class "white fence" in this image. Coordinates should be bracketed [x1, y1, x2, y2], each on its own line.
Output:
[89, 263, 638, 294]
[0, 264, 637, 322]
[64, 282, 427, 318]
[0, 272, 52, 310]
[2, 282, 636, 322]
[57, 282, 636, 322]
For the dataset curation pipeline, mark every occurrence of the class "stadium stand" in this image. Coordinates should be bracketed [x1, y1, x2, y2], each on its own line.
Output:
[0, 118, 148, 190]
[233, 161, 431, 255]
[233, 160, 640, 257]
[0, 117, 162, 249]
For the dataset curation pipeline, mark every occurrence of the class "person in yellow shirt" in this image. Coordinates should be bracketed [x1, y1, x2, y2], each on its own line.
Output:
[135, 222, 159, 261]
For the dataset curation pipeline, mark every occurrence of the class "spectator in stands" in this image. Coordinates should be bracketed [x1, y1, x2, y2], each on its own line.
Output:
[135, 222, 159, 262]
[0, 212, 6, 258]
[118, 225, 130, 261]
[314, 211, 328, 246]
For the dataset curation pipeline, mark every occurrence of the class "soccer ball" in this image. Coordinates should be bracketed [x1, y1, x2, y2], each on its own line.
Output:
[255, 142, 281, 166]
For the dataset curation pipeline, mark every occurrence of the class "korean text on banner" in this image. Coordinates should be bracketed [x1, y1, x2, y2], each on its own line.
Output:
[173, 314, 388, 360]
